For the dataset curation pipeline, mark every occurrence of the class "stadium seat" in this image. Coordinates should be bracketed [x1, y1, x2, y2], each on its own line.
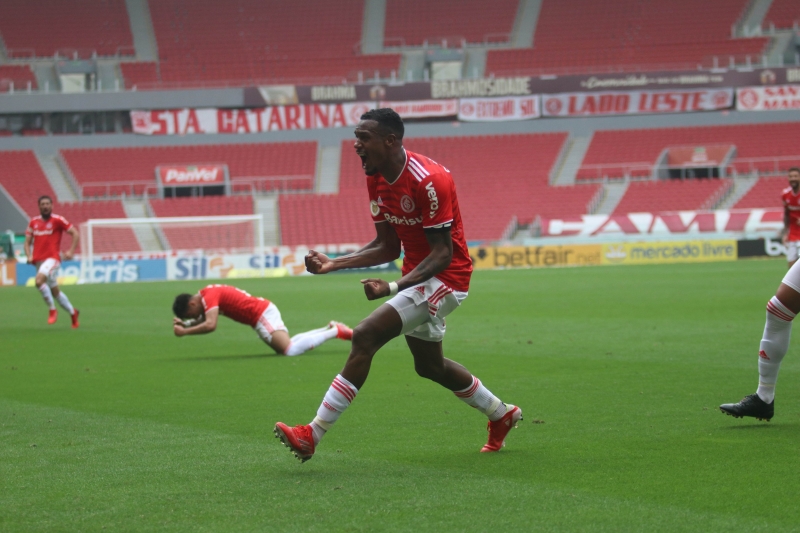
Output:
[384, 0, 518, 47]
[486, 0, 768, 75]
[61, 142, 317, 197]
[764, 0, 800, 30]
[578, 123, 800, 182]
[0, 0, 133, 58]
[0, 151, 57, 216]
[54, 200, 140, 254]
[148, 196, 256, 252]
[612, 179, 732, 215]
[734, 176, 792, 209]
[0, 65, 38, 92]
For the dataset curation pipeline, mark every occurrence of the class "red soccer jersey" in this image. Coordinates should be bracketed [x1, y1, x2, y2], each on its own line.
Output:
[199, 284, 270, 327]
[366, 149, 472, 292]
[26, 214, 72, 263]
[782, 187, 800, 241]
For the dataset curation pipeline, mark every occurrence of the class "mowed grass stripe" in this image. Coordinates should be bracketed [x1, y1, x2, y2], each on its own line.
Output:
[1, 261, 799, 531]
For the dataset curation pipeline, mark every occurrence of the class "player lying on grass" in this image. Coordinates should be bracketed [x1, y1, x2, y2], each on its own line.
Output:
[172, 284, 352, 356]
[24, 195, 80, 328]
[274, 108, 521, 462]
[720, 259, 800, 421]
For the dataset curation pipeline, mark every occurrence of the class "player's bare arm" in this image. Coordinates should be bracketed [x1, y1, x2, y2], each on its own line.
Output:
[306, 221, 401, 275]
[63, 227, 80, 260]
[23, 233, 33, 263]
[361, 230, 453, 301]
[174, 308, 217, 337]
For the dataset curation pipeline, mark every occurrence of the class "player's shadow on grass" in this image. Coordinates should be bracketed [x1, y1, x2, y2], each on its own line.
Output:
[721, 423, 795, 430]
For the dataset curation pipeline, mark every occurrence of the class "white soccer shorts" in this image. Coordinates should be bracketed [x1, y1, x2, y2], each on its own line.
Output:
[37, 258, 61, 288]
[253, 302, 288, 344]
[386, 277, 468, 342]
[787, 241, 800, 263]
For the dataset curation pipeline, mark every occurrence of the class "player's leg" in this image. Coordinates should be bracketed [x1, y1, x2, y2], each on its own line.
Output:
[274, 304, 402, 461]
[720, 263, 800, 420]
[787, 241, 798, 270]
[34, 260, 57, 323]
[283, 321, 353, 356]
[49, 283, 79, 328]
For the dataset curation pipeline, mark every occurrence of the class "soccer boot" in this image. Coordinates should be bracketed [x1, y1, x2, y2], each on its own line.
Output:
[481, 404, 522, 452]
[274, 422, 315, 462]
[71, 309, 80, 329]
[329, 321, 353, 341]
[47, 309, 57, 325]
[720, 393, 774, 421]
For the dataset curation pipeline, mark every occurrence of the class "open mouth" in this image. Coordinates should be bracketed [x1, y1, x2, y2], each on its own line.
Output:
[357, 152, 368, 170]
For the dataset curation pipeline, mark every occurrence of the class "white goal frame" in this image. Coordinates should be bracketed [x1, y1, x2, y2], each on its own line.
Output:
[80, 214, 265, 283]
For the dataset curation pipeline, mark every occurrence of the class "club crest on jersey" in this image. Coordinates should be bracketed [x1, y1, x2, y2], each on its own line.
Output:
[370, 200, 380, 217]
[400, 195, 415, 213]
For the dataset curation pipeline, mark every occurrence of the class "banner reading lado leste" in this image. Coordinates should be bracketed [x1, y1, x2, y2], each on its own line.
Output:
[736, 85, 800, 111]
[542, 87, 733, 116]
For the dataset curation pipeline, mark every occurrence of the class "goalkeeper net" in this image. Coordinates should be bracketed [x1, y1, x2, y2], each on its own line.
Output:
[79, 214, 265, 283]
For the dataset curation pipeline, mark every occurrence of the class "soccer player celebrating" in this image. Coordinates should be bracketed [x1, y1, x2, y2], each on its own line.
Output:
[172, 284, 353, 356]
[720, 259, 800, 421]
[23, 195, 80, 327]
[274, 108, 521, 462]
[781, 167, 800, 268]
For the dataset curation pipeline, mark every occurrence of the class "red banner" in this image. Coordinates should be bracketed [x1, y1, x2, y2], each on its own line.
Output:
[541, 88, 733, 117]
[131, 103, 373, 135]
[736, 85, 800, 111]
[379, 99, 457, 119]
[458, 95, 540, 122]
[158, 165, 227, 185]
[540, 209, 782, 238]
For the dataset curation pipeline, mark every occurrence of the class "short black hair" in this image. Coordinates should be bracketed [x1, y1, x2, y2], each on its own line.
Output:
[360, 108, 404, 140]
[173, 293, 193, 318]
[38, 195, 52, 204]
[789, 167, 800, 175]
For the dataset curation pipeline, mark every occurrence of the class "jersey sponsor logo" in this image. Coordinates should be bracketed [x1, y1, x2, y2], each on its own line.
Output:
[400, 195, 415, 213]
[384, 213, 423, 226]
[31, 229, 55, 236]
[425, 181, 439, 217]
[370, 200, 380, 217]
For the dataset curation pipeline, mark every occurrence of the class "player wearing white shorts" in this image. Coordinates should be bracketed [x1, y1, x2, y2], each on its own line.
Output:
[780, 168, 800, 267]
[23, 195, 80, 327]
[720, 257, 800, 421]
[171, 284, 353, 356]
[274, 108, 520, 462]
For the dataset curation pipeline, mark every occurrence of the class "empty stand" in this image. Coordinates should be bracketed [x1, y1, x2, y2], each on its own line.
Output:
[487, 0, 768, 75]
[734, 176, 791, 209]
[55, 200, 140, 254]
[283, 132, 595, 245]
[764, 0, 800, 29]
[612, 179, 731, 215]
[61, 142, 317, 197]
[148, 196, 255, 252]
[578, 123, 800, 181]
[0, 65, 37, 92]
[0, 0, 133, 58]
[147, 0, 401, 87]
[384, 0, 518, 46]
[0, 151, 56, 216]
[120, 62, 160, 89]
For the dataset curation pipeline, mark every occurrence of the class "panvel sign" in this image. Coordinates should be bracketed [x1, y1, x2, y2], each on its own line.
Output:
[601, 240, 737, 265]
[736, 85, 800, 111]
[158, 165, 226, 185]
[542, 88, 733, 117]
[540, 209, 783, 238]
[131, 103, 374, 135]
[469, 244, 603, 269]
[458, 95, 540, 122]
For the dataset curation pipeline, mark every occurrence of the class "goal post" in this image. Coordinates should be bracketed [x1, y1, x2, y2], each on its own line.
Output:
[80, 214, 265, 283]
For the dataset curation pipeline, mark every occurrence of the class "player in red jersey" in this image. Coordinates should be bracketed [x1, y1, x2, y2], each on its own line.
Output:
[781, 167, 800, 268]
[23, 196, 80, 327]
[172, 284, 353, 356]
[274, 108, 520, 462]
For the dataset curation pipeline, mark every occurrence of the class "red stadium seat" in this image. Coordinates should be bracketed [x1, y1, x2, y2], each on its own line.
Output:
[764, 0, 800, 30]
[735, 176, 793, 209]
[612, 179, 731, 215]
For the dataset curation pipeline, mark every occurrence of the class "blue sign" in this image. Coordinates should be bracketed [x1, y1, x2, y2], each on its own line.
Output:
[17, 259, 167, 285]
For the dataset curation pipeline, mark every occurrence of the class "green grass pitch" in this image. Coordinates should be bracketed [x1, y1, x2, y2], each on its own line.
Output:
[2, 260, 800, 532]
